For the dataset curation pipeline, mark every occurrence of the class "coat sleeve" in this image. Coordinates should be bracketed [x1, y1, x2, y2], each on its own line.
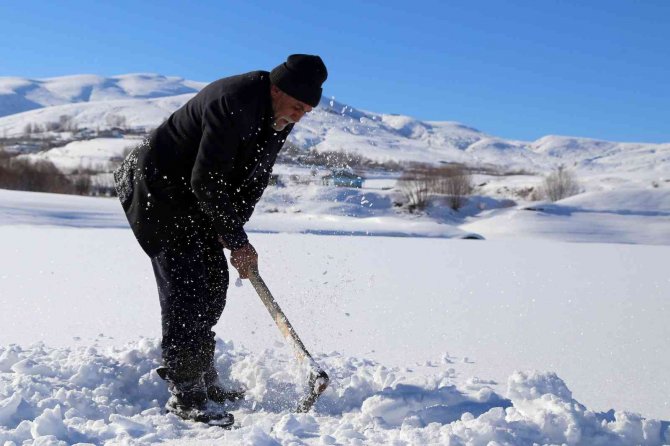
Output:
[233, 126, 292, 224]
[234, 169, 272, 224]
[190, 97, 249, 250]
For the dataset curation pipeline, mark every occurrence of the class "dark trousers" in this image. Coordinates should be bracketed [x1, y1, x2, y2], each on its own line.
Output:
[150, 226, 228, 381]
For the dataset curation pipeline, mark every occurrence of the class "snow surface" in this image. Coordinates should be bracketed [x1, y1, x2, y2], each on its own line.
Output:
[0, 188, 482, 240]
[3, 180, 668, 246]
[1, 189, 669, 445]
[461, 188, 670, 245]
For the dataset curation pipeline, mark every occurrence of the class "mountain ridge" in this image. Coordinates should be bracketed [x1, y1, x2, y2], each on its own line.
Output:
[0, 73, 207, 117]
[1, 74, 668, 178]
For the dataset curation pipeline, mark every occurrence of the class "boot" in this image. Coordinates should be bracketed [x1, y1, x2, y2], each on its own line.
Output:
[157, 367, 235, 427]
[204, 364, 246, 403]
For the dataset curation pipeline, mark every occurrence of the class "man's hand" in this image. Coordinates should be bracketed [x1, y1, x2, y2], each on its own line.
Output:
[230, 243, 258, 279]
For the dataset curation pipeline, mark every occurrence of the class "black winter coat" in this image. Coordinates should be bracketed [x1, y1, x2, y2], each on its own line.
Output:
[114, 71, 292, 257]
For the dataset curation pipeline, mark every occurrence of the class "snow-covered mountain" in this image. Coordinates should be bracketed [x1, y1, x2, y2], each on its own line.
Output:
[1, 74, 669, 179]
[0, 73, 205, 117]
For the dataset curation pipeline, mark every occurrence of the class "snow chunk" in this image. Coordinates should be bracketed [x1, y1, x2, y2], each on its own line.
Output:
[30, 405, 68, 440]
[108, 413, 152, 436]
[274, 413, 319, 437]
[0, 393, 24, 425]
[360, 383, 510, 427]
[507, 370, 573, 402]
[11, 358, 55, 376]
[0, 345, 23, 372]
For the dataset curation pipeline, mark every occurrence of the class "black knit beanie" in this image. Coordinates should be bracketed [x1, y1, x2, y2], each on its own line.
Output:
[270, 54, 328, 107]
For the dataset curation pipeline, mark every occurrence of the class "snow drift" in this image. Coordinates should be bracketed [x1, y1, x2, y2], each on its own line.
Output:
[0, 339, 667, 445]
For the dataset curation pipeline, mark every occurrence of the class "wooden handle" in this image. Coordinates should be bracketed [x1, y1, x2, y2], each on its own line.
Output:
[248, 267, 330, 412]
[248, 267, 313, 364]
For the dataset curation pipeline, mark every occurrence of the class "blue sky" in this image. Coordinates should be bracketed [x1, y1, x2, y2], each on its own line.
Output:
[1, 0, 669, 143]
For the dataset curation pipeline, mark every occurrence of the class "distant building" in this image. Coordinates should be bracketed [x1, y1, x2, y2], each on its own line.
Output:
[322, 168, 364, 188]
[97, 128, 124, 138]
[74, 129, 96, 139]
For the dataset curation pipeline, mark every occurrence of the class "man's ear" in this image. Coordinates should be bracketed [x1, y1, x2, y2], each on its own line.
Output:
[270, 84, 283, 97]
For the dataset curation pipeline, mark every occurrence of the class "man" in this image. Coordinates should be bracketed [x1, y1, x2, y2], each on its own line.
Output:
[114, 54, 327, 426]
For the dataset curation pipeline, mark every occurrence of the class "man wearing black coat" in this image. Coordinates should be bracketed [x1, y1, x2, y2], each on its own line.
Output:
[114, 54, 328, 425]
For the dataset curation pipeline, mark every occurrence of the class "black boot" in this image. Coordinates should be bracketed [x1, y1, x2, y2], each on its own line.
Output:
[157, 367, 235, 427]
[204, 364, 246, 403]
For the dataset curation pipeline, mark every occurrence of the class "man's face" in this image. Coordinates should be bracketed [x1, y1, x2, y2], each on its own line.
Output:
[270, 85, 313, 131]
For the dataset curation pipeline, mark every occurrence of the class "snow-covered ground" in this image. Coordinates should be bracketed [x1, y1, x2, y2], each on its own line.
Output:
[1, 188, 669, 445]
[461, 188, 670, 245]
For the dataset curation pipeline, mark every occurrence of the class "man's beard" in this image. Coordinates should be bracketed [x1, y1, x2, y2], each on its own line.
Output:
[271, 116, 295, 131]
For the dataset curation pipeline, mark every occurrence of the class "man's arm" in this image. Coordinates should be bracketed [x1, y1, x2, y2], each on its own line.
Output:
[190, 98, 249, 250]
[234, 172, 271, 225]
[234, 126, 292, 224]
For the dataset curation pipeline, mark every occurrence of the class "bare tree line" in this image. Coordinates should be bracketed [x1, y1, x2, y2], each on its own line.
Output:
[397, 163, 581, 212]
[278, 143, 404, 172]
[21, 114, 130, 136]
[542, 165, 580, 201]
[0, 152, 76, 194]
[0, 150, 113, 196]
[398, 164, 474, 211]
[1, 138, 581, 205]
